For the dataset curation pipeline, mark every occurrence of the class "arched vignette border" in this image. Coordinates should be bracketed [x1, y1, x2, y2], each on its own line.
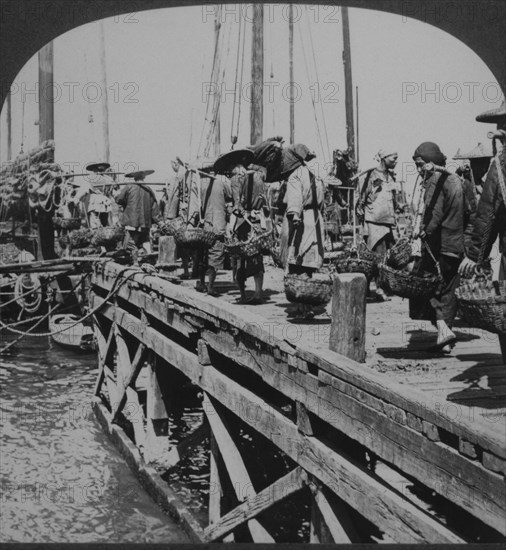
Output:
[0, 0, 505, 110]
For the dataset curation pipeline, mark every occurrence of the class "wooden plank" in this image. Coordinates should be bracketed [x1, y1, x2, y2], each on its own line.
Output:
[330, 273, 367, 363]
[203, 394, 275, 543]
[97, 303, 464, 543]
[204, 466, 306, 542]
[297, 343, 506, 459]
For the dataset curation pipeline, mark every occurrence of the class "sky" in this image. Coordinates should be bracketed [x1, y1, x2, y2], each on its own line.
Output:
[0, 3, 503, 198]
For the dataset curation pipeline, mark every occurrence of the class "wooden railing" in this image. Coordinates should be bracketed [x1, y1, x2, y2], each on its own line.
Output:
[91, 260, 505, 543]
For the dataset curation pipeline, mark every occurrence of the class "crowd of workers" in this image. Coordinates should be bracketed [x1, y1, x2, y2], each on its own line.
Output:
[72, 99, 506, 356]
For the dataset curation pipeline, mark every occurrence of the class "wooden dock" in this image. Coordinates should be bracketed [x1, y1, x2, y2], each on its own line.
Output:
[91, 258, 506, 543]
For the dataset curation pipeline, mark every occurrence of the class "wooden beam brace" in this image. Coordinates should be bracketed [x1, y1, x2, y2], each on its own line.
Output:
[124, 386, 146, 453]
[93, 318, 115, 397]
[204, 466, 307, 542]
[309, 477, 357, 543]
[111, 342, 147, 421]
[162, 420, 210, 469]
[296, 401, 314, 436]
[203, 393, 275, 543]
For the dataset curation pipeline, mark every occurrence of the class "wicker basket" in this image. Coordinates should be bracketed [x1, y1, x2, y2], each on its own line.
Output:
[68, 228, 94, 249]
[174, 227, 217, 249]
[90, 227, 125, 248]
[378, 263, 441, 299]
[333, 256, 377, 281]
[456, 279, 506, 334]
[52, 217, 82, 230]
[386, 239, 412, 270]
[284, 274, 333, 306]
[159, 217, 185, 236]
[226, 228, 274, 259]
[71, 246, 102, 257]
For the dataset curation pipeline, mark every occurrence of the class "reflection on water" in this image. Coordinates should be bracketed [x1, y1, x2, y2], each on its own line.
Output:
[0, 335, 188, 543]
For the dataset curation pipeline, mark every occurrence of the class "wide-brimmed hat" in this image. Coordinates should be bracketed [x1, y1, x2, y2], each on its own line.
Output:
[125, 169, 155, 180]
[453, 142, 493, 160]
[476, 99, 506, 123]
[213, 148, 255, 174]
[86, 161, 110, 172]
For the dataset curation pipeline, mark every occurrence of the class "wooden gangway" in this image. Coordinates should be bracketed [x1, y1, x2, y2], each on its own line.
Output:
[91, 260, 506, 543]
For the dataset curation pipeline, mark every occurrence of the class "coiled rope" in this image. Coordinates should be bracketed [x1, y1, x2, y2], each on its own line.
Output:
[0, 266, 142, 353]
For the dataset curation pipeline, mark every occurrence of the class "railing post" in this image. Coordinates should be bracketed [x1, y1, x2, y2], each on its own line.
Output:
[329, 273, 367, 363]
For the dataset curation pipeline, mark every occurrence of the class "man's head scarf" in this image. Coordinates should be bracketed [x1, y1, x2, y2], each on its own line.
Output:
[280, 144, 316, 180]
[413, 142, 447, 166]
[375, 147, 398, 163]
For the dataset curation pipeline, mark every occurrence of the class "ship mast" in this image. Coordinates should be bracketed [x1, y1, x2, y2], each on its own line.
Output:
[98, 21, 110, 164]
[250, 4, 264, 145]
[341, 7, 355, 159]
[38, 41, 56, 259]
[38, 42, 54, 143]
[288, 4, 295, 144]
[6, 91, 12, 160]
[213, 8, 221, 156]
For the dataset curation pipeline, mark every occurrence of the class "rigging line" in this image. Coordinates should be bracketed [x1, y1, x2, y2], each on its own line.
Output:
[235, 12, 247, 141]
[304, 6, 331, 163]
[204, 16, 232, 158]
[20, 94, 25, 154]
[83, 52, 99, 159]
[230, 14, 243, 143]
[204, 18, 227, 157]
[200, 6, 225, 159]
[196, 5, 223, 159]
[268, 9, 276, 134]
[297, 24, 327, 164]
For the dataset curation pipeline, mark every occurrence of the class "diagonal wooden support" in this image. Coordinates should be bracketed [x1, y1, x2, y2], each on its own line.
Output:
[114, 324, 131, 391]
[309, 477, 358, 543]
[124, 386, 147, 453]
[145, 355, 171, 463]
[204, 466, 306, 542]
[203, 393, 275, 543]
[111, 342, 146, 421]
[161, 419, 209, 469]
[93, 319, 116, 397]
[210, 432, 235, 542]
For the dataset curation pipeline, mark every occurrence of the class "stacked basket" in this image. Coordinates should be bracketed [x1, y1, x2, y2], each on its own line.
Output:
[332, 242, 378, 282]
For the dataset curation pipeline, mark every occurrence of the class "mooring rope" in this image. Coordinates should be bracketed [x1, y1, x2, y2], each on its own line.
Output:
[0, 266, 141, 353]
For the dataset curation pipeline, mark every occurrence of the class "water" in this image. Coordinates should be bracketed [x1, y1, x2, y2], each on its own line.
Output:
[0, 334, 188, 543]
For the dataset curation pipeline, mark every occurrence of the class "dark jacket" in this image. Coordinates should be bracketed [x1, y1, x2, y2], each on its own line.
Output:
[422, 171, 464, 258]
[466, 149, 506, 264]
[116, 183, 161, 229]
